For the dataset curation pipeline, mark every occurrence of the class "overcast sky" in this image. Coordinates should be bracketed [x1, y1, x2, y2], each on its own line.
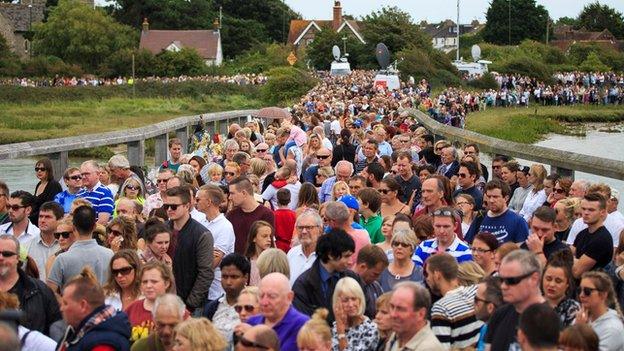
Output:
[283, 0, 624, 23]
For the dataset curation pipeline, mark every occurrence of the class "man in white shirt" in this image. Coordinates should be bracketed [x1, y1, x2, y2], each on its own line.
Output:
[0, 190, 40, 246]
[287, 210, 322, 286]
[196, 185, 235, 300]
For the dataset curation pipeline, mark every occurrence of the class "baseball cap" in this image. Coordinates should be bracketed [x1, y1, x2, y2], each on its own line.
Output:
[611, 189, 619, 202]
[339, 194, 359, 211]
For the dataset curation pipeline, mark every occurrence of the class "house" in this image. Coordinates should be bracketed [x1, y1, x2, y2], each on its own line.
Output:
[287, 1, 365, 48]
[550, 25, 622, 52]
[139, 18, 223, 66]
[421, 19, 483, 53]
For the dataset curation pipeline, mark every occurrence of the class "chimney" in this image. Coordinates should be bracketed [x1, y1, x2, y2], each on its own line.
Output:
[213, 18, 220, 31]
[333, 1, 342, 30]
[142, 18, 149, 33]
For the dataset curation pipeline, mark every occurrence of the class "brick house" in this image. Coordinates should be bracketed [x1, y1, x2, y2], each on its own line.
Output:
[551, 25, 623, 52]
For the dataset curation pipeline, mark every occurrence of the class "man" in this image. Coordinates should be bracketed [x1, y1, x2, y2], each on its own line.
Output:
[485, 250, 547, 351]
[76, 160, 114, 225]
[358, 187, 384, 244]
[58, 267, 131, 350]
[437, 146, 460, 179]
[287, 209, 322, 285]
[0, 181, 9, 225]
[0, 191, 40, 245]
[474, 276, 503, 351]
[608, 189, 623, 223]
[452, 161, 483, 210]
[108, 154, 134, 186]
[227, 123, 241, 140]
[353, 245, 388, 319]
[272, 128, 289, 167]
[143, 169, 174, 217]
[571, 193, 614, 278]
[413, 177, 463, 236]
[160, 138, 183, 172]
[302, 147, 332, 184]
[374, 126, 393, 157]
[48, 206, 114, 292]
[233, 152, 251, 176]
[463, 143, 489, 181]
[243, 273, 309, 351]
[385, 282, 444, 351]
[261, 167, 300, 210]
[319, 161, 354, 203]
[132, 294, 187, 351]
[325, 201, 371, 267]
[355, 139, 379, 173]
[362, 162, 384, 189]
[521, 206, 570, 266]
[221, 139, 240, 168]
[27, 201, 62, 281]
[417, 134, 438, 167]
[465, 180, 529, 244]
[226, 177, 275, 254]
[202, 253, 249, 342]
[426, 253, 482, 349]
[196, 185, 235, 301]
[293, 228, 361, 322]
[0, 234, 60, 334]
[164, 186, 214, 311]
[569, 179, 591, 198]
[394, 151, 421, 204]
[54, 167, 83, 214]
[237, 325, 280, 351]
[490, 155, 509, 181]
[413, 207, 472, 266]
[517, 303, 560, 351]
[348, 175, 366, 198]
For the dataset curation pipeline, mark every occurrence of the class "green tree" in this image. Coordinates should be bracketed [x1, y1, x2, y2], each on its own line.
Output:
[260, 67, 317, 105]
[111, 0, 215, 30]
[33, 0, 137, 72]
[0, 35, 21, 77]
[306, 26, 368, 70]
[576, 2, 624, 39]
[360, 6, 431, 56]
[482, 0, 550, 45]
[579, 51, 611, 72]
[220, 16, 269, 59]
[155, 48, 207, 77]
[555, 16, 577, 26]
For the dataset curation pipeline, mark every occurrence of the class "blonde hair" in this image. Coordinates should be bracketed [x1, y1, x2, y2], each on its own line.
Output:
[256, 248, 290, 279]
[250, 158, 267, 178]
[331, 181, 350, 201]
[457, 261, 486, 286]
[239, 286, 260, 303]
[174, 317, 227, 351]
[207, 163, 223, 176]
[392, 229, 419, 250]
[317, 166, 334, 178]
[332, 277, 366, 316]
[297, 308, 332, 349]
[529, 164, 547, 191]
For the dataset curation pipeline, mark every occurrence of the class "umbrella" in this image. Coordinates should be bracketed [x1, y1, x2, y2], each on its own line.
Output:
[254, 107, 292, 120]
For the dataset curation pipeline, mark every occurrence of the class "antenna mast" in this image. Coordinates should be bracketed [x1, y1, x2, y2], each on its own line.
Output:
[456, 0, 460, 61]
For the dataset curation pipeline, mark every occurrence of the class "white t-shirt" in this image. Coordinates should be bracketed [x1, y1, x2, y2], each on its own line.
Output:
[203, 214, 235, 301]
[567, 213, 624, 247]
[18, 325, 56, 351]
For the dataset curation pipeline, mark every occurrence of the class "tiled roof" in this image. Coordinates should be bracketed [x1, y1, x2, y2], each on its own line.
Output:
[287, 19, 363, 45]
[422, 20, 481, 39]
[139, 30, 220, 59]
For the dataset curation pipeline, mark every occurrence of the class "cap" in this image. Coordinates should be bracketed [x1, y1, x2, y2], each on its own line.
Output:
[108, 154, 130, 169]
[339, 194, 359, 211]
[353, 119, 364, 128]
[611, 189, 619, 202]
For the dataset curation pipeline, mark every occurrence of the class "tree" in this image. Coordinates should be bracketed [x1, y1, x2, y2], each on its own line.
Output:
[33, 0, 137, 72]
[555, 16, 577, 26]
[579, 51, 611, 72]
[360, 6, 431, 56]
[576, 2, 624, 39]
[482, 0, 550, 45]
[155, 48, 207, 77]
[220, 16, 269, 59]
[306, 26, 368, 70]
[111, 0, 215, 30]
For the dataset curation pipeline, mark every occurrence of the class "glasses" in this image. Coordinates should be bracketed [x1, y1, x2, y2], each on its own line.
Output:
[580, 286, 600, 296]
[112, 266, 134, 276]
[54, 231, 72, 240]
[107, 229, 123, 236]
[34, 167, 46, 172]
[234, 304, 256, 313]
[238, 336, 269, 350]
[296, 225, 318, 232]
[458, 173, 469, 178]
[471, 247, 491, 254]
[256, 149, 268, 153]
[8, 205, 26, 211]
[224, 172, 236, 176]
[392, 241, 412, 248]
[474, 296, 490, 304]
[125, 185, 140, 191]
[499, 270, 536, 286]
[156, 178, 170, 184]
[433, 209, 453, 217]
[456, 201, 469, 206]
[68, 175, 82, 181]
[553, 188, 566, 194]
[0, 251, 17, 258]
[317, 155, 331, 160]
[162, 203, 182, 211]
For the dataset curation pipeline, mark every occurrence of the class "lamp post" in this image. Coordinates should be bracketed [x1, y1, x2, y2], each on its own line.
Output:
[508, 0, 511, 45]
[28, 4, 32, 57]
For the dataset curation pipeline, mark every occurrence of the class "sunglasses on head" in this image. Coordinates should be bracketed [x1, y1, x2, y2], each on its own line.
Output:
[112, 266, 134, 276]
[499, 270, 536, 286]
[0, 251, 17, 258]
[35, 167, 46, 172]
[238, 336, 269, 350]
[234, 304, 256, 313]
[433, 209, 453, 217]
[162, 203, 181, 211]
[54, 231, 72, 240]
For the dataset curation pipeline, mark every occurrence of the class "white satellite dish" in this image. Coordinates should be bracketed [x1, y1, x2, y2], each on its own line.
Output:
[332, 45, 341, 61]
[471, 45, 481, 62]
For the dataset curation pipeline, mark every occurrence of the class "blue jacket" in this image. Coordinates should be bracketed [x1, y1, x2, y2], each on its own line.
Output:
[64, 305, 131, 351]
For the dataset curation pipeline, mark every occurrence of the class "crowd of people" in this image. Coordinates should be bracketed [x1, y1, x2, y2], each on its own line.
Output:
[0, 69, 623, 351]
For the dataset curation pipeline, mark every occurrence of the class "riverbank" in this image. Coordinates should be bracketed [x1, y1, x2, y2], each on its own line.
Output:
[466, 105, 624, 143]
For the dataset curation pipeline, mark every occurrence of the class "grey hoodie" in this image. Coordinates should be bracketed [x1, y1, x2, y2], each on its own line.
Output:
[591, 308, 624, 351]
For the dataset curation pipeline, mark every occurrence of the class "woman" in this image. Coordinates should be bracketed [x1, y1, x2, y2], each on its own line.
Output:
[303, 133, 322, 171]
[471, 232, 499, 276]
[106, 216, 138, 253]
[98, 165, 118, 195]
[125, 261, 177, 342]
[32, 157, 62, 223]
[545, 178, 572, 207]
[239, 139, 254, 156]
[139, 221, 172, 266]
[296, 182, 320, 216]
[297, 308, 333, 351]
[244, 221, 275, 286]
[378, 229, 423, 292]
[45, 216, 76, 277]
[542, 252, 579, 327]
[378, 155, 393, 175]
[519, 164, 548, 222]
[331, 277, 379, 351]
[374, 293, 393, 351]
[332, 181, 350, 201]
[235, 286, 260, 323]
[543, 174, 561, 201]
[223, 162, 240, 185]
[172, 317, 227, 351]
[559, 324, 599, 351]
[500, 162, 521, 208]
[554, 197, 580, 242]
[104, 249, 142, 311]
[114, 177, 146, 217]
[316, 166, 334, 188]
[376, 215, 395, 262]
[332, 129, 356, 168]
[189, 156, 207, 187]
[455, 194, 476, 236]
[256, 248, 290, 280]
[379, 177, 410, 218]
[576, 271, 624, 350]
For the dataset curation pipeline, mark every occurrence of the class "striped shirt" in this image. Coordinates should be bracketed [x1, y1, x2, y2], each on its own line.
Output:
[431, 285, 483, 349]
[413, 236, 472, 266]
[76, 182, 114, 216]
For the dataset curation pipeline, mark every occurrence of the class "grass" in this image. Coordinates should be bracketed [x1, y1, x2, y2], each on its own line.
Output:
[0, 95, 264, 144]
[466, 105, 624, 144]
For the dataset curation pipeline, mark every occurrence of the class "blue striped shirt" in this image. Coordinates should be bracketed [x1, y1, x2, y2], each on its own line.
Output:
[413, 236, 473, 266]
[77, 182, 114, 216]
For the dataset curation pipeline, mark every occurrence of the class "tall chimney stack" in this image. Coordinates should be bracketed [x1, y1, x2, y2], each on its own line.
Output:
[333, 1, 342, 30]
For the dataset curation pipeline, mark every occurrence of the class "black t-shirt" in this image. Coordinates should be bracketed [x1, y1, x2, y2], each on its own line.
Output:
[520, 238, 570, 262]
[573, 225, 613, 270]
[485, 302, 552, 350]
[555, 227, 571, 242]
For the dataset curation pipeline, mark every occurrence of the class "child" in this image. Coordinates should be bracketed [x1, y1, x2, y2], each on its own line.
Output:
[273, 188, 296, 253]
[358, 188, 384, 244]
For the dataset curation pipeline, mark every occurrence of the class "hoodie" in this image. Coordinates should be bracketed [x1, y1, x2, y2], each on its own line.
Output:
[591, 308, 624, 351]
[60, 305, 131, 351]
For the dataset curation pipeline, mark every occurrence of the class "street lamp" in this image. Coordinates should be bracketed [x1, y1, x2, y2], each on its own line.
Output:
[342, 36, 347, 56]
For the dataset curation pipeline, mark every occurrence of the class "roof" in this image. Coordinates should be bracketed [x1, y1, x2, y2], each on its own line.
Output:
[553, 27, 617, 41]
[550, 39, 621, 52]
[0, 3, 45, 32]
[421, 20, 482, 39]
[139, 30, 220, 59]
[287, 18, 364, 45]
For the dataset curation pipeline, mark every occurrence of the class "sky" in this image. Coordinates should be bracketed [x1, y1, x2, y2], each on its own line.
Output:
[283, 0, 624, 23]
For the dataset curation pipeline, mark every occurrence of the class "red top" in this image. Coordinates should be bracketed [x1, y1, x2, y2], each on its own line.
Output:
[274, 208, 296, 252]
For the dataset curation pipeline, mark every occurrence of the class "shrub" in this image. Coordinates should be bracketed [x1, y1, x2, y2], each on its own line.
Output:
[465, 73, 499, 90]
[260, 67, 317, 106]
[579, 52, 611, 72]
[491, 54, 553, 82]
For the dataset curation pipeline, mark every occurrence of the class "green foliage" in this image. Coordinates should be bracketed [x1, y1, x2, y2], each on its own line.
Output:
[555, 16, 577, 26]
[465, 73, 499, 90]
[220, 16, 269, 59]
[220, 43, 305, 74]
[154, 48, 207, 77]
[576, 2, 624, 39]
[361, 6, 431, 56]
[33, 0, 137, 72]
[492, 54, 553, 81]
[579, 52, 611, 72]
[111, 0, 215, 29]
[482, 0, 550, 45]
[260, 67, 317, 105]
[0, 36, 21, 77]
[567, 43, 624, 71]
[306, 27, 369, 70]
[397, 46, 459, 88]
[21, 56, 84, 77]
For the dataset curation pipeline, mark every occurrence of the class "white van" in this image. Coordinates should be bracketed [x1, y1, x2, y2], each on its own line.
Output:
[374, 73, 400, 91]
[330, 61, 352, 76]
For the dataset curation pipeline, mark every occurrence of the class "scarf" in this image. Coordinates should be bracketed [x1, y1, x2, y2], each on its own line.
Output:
[60, 305, 117, 350]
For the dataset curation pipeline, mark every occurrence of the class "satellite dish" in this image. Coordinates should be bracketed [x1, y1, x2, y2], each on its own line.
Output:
[332, 45, 341, 61]
[471, 45, 481, 62]
[375, 43, 391, 70]
[409, 76, 415, 85]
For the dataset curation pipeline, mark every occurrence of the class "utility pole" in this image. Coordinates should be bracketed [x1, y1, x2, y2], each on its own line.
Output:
[545, 18, 550, 44]
[342, 36, 347, 56]
[456, 0, 460, 61]
[508, 0, 511, 45]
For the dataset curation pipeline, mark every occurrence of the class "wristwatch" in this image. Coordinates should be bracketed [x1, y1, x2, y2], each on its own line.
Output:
[337, 333, 347, 340]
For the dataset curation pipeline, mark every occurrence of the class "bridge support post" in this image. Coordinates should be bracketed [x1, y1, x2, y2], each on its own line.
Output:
[48, 151, 68, 181]
[154, 134, 168, 168]
[176, 127, 189, 152]
[550, 166, 575, 180]
[127, 140, 145, 167]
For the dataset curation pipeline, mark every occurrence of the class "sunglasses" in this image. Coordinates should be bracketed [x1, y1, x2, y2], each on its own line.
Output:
[256, 149, 268, 152]
[111, 266, 134, 276]
[125, 185, 140, 191]
[68, 175, 82, 181]
[162, 203, 182, 211]
[553, 188, 566, 194]
[379, 189, 391, 194]
[107, 229, 123, 236]
[34, 167, 46, 172]
[234, 304, 256, 313]
[392, 241, 412, 248]
[238, 336, 269, 350]
[433, 209, 453, 217]
[317, 155, 331, 159]
[458, 173, 469, 178]
[0, 251, 17, 258]
[499, 270, 536, 286]
[579, 286, 600, 296]
[156, 179, 170, 183]
[54, 231, 72, 240]
[224, 172, 236, 176]
[8, 205, 26, 211]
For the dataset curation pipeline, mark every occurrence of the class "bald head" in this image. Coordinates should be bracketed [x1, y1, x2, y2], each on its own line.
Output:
[260, 272, 290, 293]
[256, 142, 269, 150]
[243, 325, 280, 351]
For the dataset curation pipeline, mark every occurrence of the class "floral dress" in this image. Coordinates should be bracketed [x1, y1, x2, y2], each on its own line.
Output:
[555, 298, 581, 327]
[331, 317, 379, 351]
